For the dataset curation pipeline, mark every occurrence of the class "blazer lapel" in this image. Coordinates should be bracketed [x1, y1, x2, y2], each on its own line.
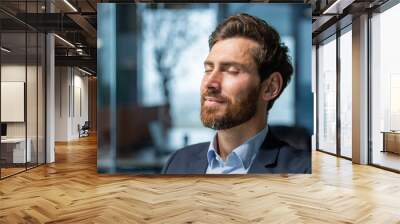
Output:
[186, 144, 209, 174]
[248, 130, 284, 173]
[182, 130, 284, 174]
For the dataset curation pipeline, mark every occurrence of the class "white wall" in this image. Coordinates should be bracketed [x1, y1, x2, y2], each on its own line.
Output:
[72, 72, 89, 138]
[1, 65, 26, 131]
[55, 67, 89, 141]
[1, 65, 37, 137]
[55, 66, 69, 141]
[1, 65, 26, 81]
[1, 63, 46, 163]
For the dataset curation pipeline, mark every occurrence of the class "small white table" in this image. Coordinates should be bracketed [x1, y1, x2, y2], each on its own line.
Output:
[1, 138, 31, 163]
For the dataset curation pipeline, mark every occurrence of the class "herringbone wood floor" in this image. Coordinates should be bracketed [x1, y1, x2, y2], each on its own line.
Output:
[1, 135, 400, 224]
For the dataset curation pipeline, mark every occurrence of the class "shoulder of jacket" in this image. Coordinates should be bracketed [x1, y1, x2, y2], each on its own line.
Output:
[173, 142, 210, 156]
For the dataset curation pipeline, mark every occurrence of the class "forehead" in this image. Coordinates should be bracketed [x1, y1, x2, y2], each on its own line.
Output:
[206, 37, 259, 65]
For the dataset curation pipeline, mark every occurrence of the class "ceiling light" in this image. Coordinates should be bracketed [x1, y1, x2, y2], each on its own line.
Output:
[322, 0, 354, 15]
[323, 0, 341, 14]
[63, 0, 78, 12]
[78, 67, 92, 76]
[54, 34, 75, 48]
[1, 47, 11, 53]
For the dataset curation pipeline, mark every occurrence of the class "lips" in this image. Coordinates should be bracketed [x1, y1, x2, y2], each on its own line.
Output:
[204, 96, 225, 103]
[202, 95, 227, 108]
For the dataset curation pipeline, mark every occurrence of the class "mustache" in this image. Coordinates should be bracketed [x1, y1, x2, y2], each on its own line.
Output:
[201, 90, 229, 102]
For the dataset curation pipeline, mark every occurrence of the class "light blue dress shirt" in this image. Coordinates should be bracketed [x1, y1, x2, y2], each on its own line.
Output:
[206, 126, 268, 174]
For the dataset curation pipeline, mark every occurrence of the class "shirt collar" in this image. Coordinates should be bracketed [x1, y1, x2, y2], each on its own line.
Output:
[207, 126, 268, 169]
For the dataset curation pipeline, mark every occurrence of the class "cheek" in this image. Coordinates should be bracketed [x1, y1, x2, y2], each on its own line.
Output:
[222, 76, 255, 101]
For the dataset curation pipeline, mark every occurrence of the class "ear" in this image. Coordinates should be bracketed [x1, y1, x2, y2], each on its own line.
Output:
[260, 72, 283, 102]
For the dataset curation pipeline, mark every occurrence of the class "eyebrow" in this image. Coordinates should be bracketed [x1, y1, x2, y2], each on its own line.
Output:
[203, 60, 245, 68]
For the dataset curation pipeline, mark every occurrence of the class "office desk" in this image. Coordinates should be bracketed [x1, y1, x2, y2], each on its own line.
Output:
[382, 131, 400, 154]
[1, 138, 31, 163]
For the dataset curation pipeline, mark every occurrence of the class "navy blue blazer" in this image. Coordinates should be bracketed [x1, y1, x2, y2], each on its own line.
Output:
[162, 130, 311, 174]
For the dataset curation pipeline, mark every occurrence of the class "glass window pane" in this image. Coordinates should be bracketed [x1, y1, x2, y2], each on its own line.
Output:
[136, 6, 216, 172]
[26, 0, 40, 169]
[339, 29, 352, 158]
[27, 31, 38, 169]
[317, 36, 337, 154]
[0, 1, 46, 179]
[1, 31, 28, 177]
[371, 3, 400, 171]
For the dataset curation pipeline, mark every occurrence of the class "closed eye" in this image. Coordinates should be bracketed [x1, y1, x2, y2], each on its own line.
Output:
[226, 67, 240, 75]
[203, 61, 214, 74]
[204, 65, 213, 74]
[204, 68, 213, 74]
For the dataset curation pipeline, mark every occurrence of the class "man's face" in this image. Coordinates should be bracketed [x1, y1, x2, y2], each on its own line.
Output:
[200, 37, 262, 130]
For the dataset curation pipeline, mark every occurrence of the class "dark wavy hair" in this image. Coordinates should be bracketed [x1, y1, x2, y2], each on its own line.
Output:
[208, 13, 293, 111]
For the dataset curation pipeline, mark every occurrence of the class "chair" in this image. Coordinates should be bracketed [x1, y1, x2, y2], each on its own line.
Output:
[79, 121, 90, 138]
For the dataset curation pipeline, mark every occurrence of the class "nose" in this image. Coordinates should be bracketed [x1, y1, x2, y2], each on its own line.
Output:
[204, 69, 222, 92]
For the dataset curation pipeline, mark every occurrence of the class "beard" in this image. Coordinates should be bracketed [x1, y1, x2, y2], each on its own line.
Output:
[200, 85, 260, 130]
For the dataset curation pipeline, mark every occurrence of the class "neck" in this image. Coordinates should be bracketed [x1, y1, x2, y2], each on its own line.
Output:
[216, 112, 267, 160]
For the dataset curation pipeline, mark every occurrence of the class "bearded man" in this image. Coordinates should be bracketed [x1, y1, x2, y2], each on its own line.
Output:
[163, 13, 311, 174]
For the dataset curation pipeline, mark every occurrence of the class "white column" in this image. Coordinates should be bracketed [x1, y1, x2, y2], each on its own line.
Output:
[46, 33, 55, 163]
[45, 1, 55, 163]
[352, 14, 369, 164]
